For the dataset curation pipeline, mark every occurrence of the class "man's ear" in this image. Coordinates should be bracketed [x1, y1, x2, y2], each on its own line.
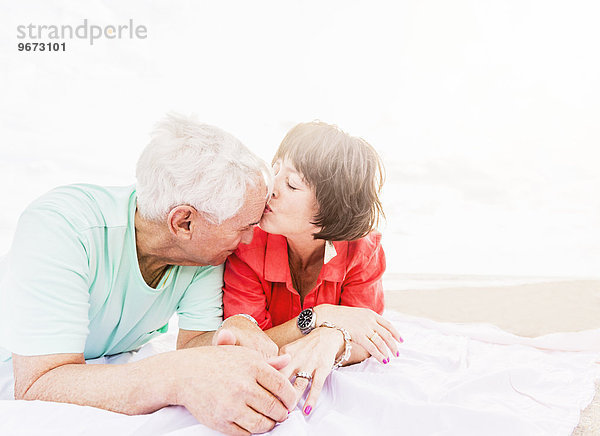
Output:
[167, 205, 197, 238]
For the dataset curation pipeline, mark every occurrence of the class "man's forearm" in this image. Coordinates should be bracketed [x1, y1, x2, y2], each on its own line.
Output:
[19, 351, 179, 414]
[178, 331, 216, 349]
[15, 345, 297, 435]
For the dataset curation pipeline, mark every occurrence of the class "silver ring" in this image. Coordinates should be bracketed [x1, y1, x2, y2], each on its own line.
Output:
[296, 371, 313, 381]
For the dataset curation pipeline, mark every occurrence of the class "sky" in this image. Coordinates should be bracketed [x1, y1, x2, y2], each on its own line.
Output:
[1, 0, 599, 277]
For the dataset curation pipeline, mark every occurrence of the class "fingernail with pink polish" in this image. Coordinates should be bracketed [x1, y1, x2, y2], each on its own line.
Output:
[396, 351, 400, 357]
[383, 358, 388, 364]
[304, 405, 312, 415]
[399, 337, 404, 343]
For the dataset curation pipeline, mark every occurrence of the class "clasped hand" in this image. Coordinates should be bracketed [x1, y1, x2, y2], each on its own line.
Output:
[212, 308, 403, 424]
[277, 326, 344, 415]
[214, 318, 342, 417]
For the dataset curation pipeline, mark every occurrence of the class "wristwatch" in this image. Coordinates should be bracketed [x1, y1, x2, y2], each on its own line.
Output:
[297, 307, 316, 334]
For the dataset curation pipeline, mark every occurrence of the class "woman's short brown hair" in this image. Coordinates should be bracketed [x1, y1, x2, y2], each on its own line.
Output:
[273, 121, 385, 241]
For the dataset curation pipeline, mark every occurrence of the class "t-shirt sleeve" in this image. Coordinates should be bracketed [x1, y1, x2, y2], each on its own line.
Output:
[0, 207, 91, 356]
[340, 235, 386, 315]
[223, 252, 272, 330]
[176, 264, 225, 331]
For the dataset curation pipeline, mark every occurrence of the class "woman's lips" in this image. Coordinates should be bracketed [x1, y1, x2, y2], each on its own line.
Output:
[264, 204, 273, 213]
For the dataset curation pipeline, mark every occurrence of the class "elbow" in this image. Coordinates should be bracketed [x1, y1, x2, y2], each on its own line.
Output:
[14, 373, 44, 401]
[12, 353, 86, 401]
[14, 370, 57, 401]
[14, 381, 34, 401]
[13, 372, 47, 401]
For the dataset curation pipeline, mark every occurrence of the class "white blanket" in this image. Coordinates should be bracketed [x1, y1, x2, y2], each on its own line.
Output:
[0, 311, 598, 436]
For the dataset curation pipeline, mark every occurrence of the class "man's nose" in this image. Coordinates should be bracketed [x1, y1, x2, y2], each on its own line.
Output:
[240, 227, 254, 245]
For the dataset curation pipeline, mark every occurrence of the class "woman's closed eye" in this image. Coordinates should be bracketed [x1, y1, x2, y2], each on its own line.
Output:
[286, 179, 298, 191]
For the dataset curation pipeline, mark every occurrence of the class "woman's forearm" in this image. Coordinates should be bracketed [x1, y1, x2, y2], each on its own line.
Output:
[265, 318, 303, 348]
[264, 304, 335, 348]
[265, 305, 373, 366]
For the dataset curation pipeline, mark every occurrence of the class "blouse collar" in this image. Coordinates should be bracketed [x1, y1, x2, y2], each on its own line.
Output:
[264, 233, 348, 283]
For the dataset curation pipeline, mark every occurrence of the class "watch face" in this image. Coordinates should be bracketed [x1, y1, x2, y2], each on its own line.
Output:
[298, 309, 313, 330]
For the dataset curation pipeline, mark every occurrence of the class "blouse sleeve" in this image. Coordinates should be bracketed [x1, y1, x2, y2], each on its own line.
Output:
[339, 234, 386, 314]
[223, 251, 273, 330]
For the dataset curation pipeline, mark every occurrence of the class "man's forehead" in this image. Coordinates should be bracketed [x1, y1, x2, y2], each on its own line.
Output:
[248, 178, 269, 205]
[232, 183, 267, 227]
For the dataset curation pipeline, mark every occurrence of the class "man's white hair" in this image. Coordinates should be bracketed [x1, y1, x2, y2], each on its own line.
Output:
[136, 113, 272, 224]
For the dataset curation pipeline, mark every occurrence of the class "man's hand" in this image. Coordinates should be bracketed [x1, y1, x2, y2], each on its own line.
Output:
[172, 346, 296, 435]
[213, 328, 292, 371]
[215, 315, 278, 359]
[13, 345, 297, 436]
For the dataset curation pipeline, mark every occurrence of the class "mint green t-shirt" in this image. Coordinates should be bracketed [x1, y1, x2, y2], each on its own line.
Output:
[0, 184, 223, 360]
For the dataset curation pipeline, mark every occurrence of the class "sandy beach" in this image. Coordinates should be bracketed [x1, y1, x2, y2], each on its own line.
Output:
[384, 279, 600, 435]
[384, 279, 600, 337]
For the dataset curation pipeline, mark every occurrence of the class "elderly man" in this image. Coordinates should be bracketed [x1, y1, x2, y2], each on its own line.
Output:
[0, 114, 296, 435]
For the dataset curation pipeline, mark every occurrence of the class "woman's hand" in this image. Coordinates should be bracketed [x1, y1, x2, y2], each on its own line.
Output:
[278, 326, 345, 415]
[314, 304, 403, 363]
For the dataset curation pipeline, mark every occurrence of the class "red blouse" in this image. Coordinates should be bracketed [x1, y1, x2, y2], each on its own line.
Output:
[223, 227, 386, 330]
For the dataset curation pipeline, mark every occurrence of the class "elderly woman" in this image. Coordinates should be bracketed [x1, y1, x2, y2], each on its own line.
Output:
[223, 121, 402, 416]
